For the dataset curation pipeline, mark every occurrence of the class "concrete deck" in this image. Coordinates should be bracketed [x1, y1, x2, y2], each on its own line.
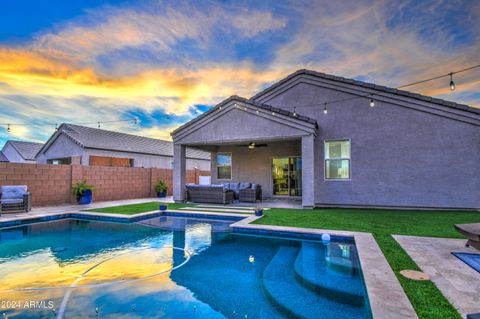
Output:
[0, 197, 173, 223]
[394, 235, 480, 318]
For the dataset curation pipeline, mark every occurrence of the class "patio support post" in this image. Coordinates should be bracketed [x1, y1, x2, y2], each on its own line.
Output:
[173, 144, 186, 202]
[301, 135, 315, 208]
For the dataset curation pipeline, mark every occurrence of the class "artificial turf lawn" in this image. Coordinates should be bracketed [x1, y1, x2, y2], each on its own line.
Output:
[84, 202, 478, 318]
[254, 208, 480, 319]
[83, 201, 190, 214]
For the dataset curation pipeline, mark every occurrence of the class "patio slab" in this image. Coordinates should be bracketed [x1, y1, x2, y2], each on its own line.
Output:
[394, 235, 480, 318]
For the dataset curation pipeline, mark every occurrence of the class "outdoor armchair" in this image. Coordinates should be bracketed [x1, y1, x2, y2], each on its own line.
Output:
[0, 185, 32, 215]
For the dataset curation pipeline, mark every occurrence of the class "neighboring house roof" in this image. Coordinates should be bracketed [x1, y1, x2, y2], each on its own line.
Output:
[5, 140, 44, 161]
[172, 95, 318, 137]
[0, 151, 8, 162]
[39, 124, 210, 160]
[251, 69, 480, 116]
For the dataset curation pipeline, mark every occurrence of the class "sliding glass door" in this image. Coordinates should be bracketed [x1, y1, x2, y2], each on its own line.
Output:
[272, 156, 302, 196]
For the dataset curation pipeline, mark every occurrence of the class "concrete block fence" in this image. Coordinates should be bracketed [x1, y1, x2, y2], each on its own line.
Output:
[0, 163, 209, 207]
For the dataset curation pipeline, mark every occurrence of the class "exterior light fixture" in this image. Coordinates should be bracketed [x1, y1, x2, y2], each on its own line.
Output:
[449, 73, 455, 91]
[248, 142, 255, 149]
[370, 98, 375, 108]
[323, 104, 328, 114]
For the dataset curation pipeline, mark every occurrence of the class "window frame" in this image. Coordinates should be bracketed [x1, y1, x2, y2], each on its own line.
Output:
[216, 152, 232, 180]
[324, 139, 351, 181]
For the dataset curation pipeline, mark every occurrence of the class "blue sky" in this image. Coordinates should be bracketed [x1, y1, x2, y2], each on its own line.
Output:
[0, 0, 479, 147]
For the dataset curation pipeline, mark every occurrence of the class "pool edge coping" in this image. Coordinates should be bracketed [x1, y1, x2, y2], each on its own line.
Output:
[0, 209, 417, 319]
[230, 215, 418, 319]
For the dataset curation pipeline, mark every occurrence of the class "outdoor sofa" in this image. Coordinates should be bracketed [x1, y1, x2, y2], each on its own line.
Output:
[185, 184, 234, 204]
[0, 185, 32, 215]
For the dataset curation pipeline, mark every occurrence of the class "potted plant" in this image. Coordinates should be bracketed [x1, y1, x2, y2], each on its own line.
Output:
[155, 180, 168, 198]
[254, 207, 263, 216]
[72, 180, 95, 205]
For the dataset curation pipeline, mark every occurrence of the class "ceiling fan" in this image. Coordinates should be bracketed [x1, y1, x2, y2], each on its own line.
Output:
[236, 142, 268, 149]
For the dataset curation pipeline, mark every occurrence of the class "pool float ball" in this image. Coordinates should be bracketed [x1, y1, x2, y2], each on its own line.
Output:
[321, 233, 331, 245]
[249, 255, 255, 263]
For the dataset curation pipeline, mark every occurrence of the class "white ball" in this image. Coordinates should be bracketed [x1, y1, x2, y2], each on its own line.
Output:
[321, 233, 331, 243]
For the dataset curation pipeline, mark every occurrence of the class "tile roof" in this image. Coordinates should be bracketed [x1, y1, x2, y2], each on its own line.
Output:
[251, 69, 480, 116]
[57, 124, 210, 160]
[6, 140, 44, 160]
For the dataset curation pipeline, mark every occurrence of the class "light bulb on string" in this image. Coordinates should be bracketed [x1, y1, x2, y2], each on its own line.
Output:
[323, 104, 328, 114]
[369, 98, 375, 108]
[449, 73, 455, 91]
[293, 107, 297, 117]
[7, 124, 11, 133]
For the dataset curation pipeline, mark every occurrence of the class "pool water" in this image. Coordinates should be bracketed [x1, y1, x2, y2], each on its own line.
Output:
[0, 217, 372, 318]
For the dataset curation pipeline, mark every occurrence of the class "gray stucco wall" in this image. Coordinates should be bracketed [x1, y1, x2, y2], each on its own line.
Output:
[211, 141, 301, 197]
[37, 133, 210, 170]
[254, 81, 480, 209]
[2, 143, 36, 163]
[36, 134, 84, 164]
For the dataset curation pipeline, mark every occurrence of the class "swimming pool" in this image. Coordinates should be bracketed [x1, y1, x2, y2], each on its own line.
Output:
[0, 216, 372, 318]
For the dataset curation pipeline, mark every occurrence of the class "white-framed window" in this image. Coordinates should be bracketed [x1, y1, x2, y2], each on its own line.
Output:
[324, 139, 351, 179]
[216, 152, 232, 180]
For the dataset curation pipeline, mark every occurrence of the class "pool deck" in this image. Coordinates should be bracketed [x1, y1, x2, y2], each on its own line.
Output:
[0, 199, 419, 319]
[394, 235, 480, 318]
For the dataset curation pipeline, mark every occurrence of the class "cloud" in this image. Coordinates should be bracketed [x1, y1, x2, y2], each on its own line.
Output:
[0, 0, 478, 147]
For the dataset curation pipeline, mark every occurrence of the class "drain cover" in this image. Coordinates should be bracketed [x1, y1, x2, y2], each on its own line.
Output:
[400, 270, 430, 280]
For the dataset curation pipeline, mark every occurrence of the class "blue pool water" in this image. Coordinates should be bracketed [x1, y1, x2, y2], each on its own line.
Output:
[0, 217, 372, 318]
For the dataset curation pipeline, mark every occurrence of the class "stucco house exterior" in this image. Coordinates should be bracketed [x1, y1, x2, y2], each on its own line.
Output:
[172, 69, 480, 209]
[1, 140, 43, 163]
[36, 123, 210, 170]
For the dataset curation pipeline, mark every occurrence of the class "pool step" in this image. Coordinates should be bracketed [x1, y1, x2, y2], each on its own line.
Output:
[294, 242, 366, 307]
[178, 207, 253, 214]
[262, 246, 363, 319]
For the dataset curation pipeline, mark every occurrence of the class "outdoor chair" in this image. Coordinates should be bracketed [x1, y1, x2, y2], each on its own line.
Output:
[0, 185, 32, 215]
[239, 184, 262, 202]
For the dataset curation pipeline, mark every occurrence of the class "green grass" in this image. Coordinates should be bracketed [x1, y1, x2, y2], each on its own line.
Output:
[83, 202, 191, 215]
[254, 208, 480, 319]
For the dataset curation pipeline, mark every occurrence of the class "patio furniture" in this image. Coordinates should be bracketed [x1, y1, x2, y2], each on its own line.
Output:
[222, 182, 262, 202]
[0, 185, 32, 214]
[186, 185, 234, 204]
[454, 223, 480, 250]
[239, 184, 262, 202]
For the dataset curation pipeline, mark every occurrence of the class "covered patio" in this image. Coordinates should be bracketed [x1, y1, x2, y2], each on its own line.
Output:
[171, 96, 318, 208]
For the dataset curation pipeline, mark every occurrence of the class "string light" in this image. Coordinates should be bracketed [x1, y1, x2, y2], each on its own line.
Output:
[7, 124, 10, 133]
[55, 124, 58, 131]
[369, 98, 375, 108]
[449, 73, 455, 91]
[293, 107, 297, 117]
[255, 108, 259, 114]
[97, 121, 101, 128]
[323, 104, 328, 114]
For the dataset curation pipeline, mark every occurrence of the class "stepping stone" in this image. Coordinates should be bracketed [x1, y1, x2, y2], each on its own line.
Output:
[400, 270, 430, 280]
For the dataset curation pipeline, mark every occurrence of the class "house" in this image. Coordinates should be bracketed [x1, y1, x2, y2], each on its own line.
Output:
[36, 123, 210, 170]
[1, 140, 43, 163]
[172, 69, 480, 209]
[0, 151, 8, 162]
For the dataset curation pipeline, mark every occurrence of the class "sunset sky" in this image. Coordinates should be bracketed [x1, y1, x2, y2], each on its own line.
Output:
[0, 0, 479, 146]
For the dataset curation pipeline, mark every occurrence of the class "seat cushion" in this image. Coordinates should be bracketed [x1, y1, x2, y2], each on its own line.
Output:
[1, 198, 24, 204]
[239, 182, 251, 190]
[229, 182, 240, 192]
[1, 186, 27, 199]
